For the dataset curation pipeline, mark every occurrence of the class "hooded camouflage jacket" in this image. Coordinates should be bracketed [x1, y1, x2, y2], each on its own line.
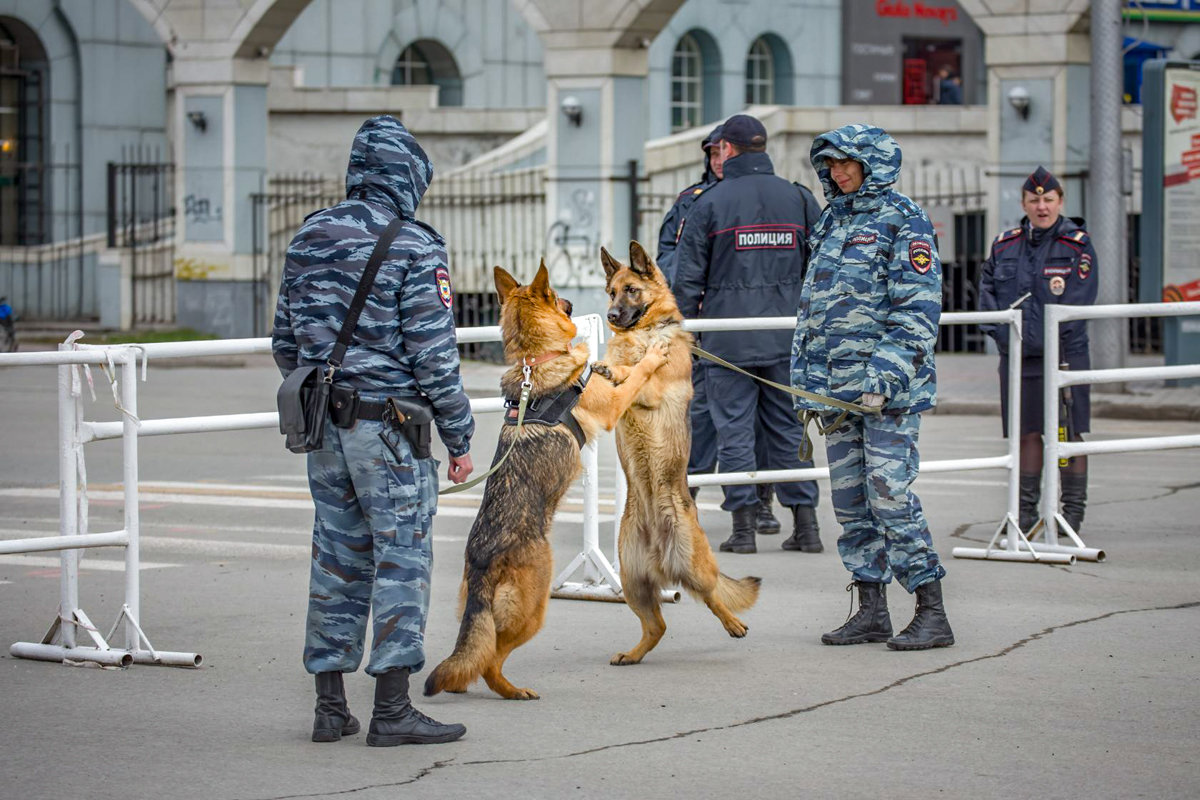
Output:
[790, 124, 941, 414]
[271, 115, 474, 457]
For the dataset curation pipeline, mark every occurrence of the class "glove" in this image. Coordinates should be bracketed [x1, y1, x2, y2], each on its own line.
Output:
[859, 392, 885, 410]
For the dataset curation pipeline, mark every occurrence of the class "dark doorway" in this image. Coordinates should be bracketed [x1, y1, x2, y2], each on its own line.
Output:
[901, 37, 962, 105]
[0, 17, 49, 246]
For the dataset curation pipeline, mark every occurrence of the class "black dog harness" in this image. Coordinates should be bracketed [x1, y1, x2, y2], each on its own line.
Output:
[503, 366, 591, 449]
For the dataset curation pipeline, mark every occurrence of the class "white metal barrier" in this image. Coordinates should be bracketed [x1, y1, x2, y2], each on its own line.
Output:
[1015, 301, 1200, 563]
[0, 316, 618, 667]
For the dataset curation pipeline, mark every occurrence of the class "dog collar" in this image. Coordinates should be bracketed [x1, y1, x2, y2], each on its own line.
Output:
[522, 351, 568, 367]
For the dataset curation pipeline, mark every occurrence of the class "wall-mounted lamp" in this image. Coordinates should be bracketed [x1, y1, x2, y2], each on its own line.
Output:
[1007, 86, 1030, 120]
[560, 95, 583, 127]
[186, 110, 208, 132]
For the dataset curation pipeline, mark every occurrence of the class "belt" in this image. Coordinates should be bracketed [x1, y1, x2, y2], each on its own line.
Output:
[329, 393, 387, 422]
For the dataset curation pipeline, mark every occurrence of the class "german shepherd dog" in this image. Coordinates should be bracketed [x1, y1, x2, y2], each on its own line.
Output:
[424, 262, 668, 699]
[600, 242, 761, 666]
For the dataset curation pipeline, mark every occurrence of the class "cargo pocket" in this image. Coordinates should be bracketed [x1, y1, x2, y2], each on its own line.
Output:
[826, 337, 873, 402]
[380, 430, 420, 548]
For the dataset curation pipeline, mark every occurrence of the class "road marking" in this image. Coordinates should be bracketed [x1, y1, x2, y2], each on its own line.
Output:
[0, 555, 178, 571]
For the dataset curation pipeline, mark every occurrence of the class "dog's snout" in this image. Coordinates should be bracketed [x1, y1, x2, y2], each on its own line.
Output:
[607, 307, 621, 323]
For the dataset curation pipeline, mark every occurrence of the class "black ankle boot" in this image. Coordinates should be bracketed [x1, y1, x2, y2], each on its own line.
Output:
[887, 580, 955, 650]
[1019, 472, 1041, 532]
[755, 484, 781, 535]
[312, 671, 360, 743]
[822, 581, 892, 645]
[781, 506, 821, 552]
[1060, 472, 1087, 534]
[719, 506, 757, 554]
[367, 668, 466, 746]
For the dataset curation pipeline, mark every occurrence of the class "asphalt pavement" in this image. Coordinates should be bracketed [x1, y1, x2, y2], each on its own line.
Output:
[0, 350, 1198, 800]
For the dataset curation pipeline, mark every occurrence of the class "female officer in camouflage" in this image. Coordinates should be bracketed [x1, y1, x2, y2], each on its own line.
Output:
[790, 123, 954, 650]
[273, 116, 475, 745]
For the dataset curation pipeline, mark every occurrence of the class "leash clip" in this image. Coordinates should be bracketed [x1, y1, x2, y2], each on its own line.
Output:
[521, 362, 533, 390]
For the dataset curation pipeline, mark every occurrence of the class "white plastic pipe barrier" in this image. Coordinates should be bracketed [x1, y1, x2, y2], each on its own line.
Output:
[663, 312, 1069, 566]
[1034, 301, 1200, 562]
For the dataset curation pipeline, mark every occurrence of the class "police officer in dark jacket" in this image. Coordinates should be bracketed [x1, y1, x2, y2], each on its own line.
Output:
[979, 166, 1098, 535]
[673, 114, 822, 554]
[273, 116, 474, 746]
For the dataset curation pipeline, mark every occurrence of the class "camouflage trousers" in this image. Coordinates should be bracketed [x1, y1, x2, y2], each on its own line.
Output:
[303, 414, 438, 676]
[821, 410, 945, 593]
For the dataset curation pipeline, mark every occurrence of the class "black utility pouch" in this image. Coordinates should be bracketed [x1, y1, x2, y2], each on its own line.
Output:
[329, 385, 360, 428]
[277, 366, 329, 453]
[386, 396, 434, 459]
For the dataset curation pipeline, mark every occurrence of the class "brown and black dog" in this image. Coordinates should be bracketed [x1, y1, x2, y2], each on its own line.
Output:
[424, 262, 668, 700]
[600, 241, 761, 666]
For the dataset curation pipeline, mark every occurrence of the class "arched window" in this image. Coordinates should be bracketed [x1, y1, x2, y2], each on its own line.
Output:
[745, 35, 793, 107]
[671, 34, 703, 132]
[0, 17, 49, 245]
[391, 39, 463, 107]
[745, 38, 774, 105]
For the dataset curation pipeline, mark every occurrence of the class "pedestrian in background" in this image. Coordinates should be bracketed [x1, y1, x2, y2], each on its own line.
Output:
[673, 113, 822, 555]
[273, 115, 475, 746]
[978, 166, 1097, 535]
[791, 123, 954, 650]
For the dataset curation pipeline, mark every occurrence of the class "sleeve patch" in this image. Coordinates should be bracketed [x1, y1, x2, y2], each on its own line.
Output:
[909, 240, 934, 274]
[1077, 252, 1092, 280]
[435, 266, 453, 308]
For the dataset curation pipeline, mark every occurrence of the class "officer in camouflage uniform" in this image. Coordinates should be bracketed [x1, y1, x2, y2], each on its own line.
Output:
[272, 115, 475, 745]
[978, 166, 1097, 535]
[791, 123, 954, 650]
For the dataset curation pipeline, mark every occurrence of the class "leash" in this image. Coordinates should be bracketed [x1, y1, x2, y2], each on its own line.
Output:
[688, 344, 880, 461]
[438, 360, 532, 495]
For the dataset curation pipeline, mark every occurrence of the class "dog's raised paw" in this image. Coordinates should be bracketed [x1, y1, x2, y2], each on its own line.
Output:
[723, 618, 749, 638]
[591, 362, 617, 382]
[609, 652, 642, 666]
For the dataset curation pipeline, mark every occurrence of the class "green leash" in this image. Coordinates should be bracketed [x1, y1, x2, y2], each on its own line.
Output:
[438, 364, 531, 495]
[688, 345, 881, 461]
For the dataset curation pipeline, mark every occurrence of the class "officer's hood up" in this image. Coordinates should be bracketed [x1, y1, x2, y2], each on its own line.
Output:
[345, 115, 432, 219]
[810, 124, 901, 212]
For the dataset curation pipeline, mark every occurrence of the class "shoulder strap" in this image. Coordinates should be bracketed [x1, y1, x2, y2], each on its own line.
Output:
[326, 217, 405, 375]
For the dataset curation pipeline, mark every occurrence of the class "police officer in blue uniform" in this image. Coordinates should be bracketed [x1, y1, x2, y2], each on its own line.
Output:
[673, 114, 822, 555]
[979, 166, 1097, 535]
[273, 115, 475, 746]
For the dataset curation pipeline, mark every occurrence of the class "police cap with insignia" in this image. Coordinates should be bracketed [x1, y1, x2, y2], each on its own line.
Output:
[701, 124, 723, 151]
[721, 114, 767, 149]
[1023, 165, 1062, 196]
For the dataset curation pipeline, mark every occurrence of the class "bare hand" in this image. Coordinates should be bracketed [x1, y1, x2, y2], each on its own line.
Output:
[448, 453, 474, 484]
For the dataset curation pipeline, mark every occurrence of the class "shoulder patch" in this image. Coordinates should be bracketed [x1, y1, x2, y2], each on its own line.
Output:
[909, 239, 934, 274]
[1077, 252, 1093, 280]
[435, 266, 453, 308]
[996, 227, 1021, 243]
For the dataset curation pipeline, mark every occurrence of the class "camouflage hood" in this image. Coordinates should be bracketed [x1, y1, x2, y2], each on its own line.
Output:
[810, 124, 901, 214]
[345, 115, 431, 219]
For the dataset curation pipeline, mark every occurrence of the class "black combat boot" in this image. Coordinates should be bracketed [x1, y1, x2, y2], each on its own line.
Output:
[821, 581, 892, 645]
[366, 668, 466, 746]
[312, 671, 361, 743]
[781, 506, 822, 552]
[887, 580, 955, 650]
[755, 484, 781, 534]
[1019, 472, 1041, 532]
[1060, 471, 1088, 535]
[719, 506, 757, 554]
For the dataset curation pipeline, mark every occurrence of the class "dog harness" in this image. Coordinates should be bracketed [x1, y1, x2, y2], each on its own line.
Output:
[503, 366, 591, 449]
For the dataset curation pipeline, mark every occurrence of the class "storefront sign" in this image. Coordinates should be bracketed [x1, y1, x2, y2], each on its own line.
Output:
[874, 0, 959, 24]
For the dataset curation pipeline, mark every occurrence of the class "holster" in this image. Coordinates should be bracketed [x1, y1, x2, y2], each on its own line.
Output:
[385, 396, 434, 459]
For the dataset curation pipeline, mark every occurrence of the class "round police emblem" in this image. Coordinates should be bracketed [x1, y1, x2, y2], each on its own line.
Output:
[435, 266, 453, 308]
[1049, 276, 1066, 296]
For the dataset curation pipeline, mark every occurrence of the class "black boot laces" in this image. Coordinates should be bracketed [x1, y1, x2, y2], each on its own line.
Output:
[838, 582, 867, 629]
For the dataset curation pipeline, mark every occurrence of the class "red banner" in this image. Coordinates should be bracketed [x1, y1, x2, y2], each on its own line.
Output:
[1172, 83, 1198, 124]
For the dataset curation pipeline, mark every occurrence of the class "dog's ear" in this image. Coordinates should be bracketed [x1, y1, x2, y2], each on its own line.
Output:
[600, 247, 623, 282]
[628, 241, 657, 279]
[494, 266, 519, 304]
[530, 259, 552, 298]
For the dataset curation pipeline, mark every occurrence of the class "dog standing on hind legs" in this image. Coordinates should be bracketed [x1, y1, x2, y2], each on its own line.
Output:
[600, 242, 761, 666]
[424, 262, 669, 700]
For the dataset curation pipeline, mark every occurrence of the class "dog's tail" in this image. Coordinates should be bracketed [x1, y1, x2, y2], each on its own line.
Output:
[714, 573, 761, 613]
[424, 569, 496, 697]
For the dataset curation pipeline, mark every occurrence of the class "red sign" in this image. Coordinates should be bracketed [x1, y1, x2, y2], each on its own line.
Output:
[1171, 83, 1198, 124]
[876, 0, 959, 24]
[1163, 278, 1200, 303]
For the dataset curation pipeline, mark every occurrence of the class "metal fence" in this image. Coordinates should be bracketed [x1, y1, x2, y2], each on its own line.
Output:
[250, 170, 546, 360]
[107, 152, 176, 325]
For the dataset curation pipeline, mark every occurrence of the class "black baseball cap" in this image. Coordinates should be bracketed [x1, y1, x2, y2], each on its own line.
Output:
[701, 125, 724, 151]
[721, 114, 767, 148]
